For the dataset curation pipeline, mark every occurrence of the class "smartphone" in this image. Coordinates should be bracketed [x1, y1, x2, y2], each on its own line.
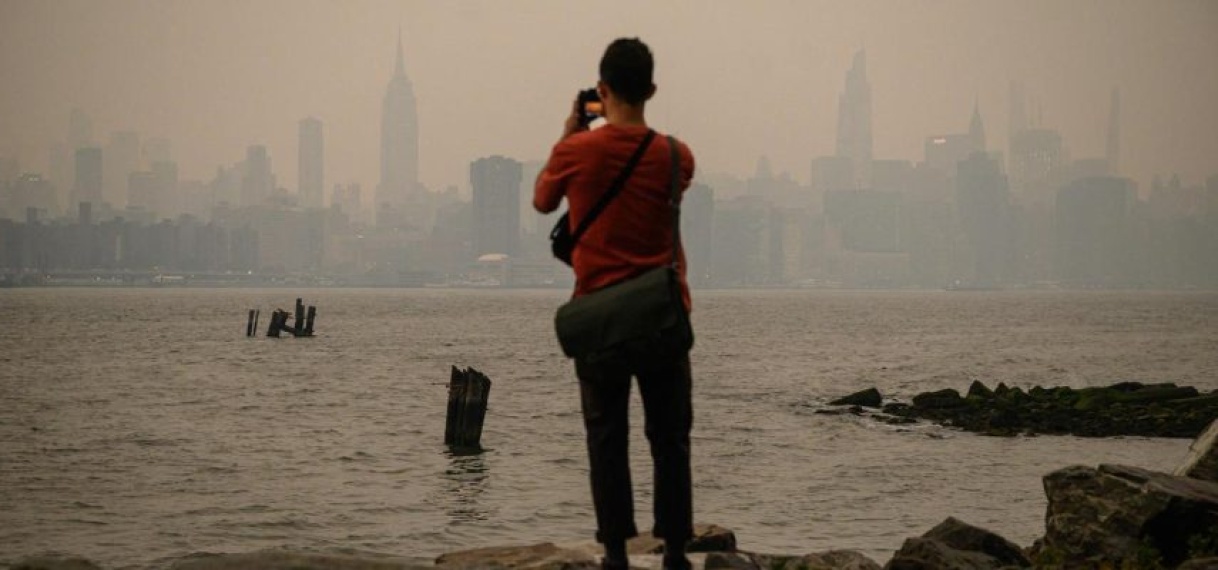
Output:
[578, 88, 602, 126]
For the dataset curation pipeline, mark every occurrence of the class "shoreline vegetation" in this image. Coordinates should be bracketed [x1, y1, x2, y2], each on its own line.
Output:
[10, 422, 1218, 570]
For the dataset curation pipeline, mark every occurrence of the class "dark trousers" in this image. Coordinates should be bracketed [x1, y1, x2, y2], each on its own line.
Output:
[576, 347, 693, 544]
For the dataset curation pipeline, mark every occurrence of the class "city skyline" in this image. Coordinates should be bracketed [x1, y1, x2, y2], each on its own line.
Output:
[0, 1, 1215, 199]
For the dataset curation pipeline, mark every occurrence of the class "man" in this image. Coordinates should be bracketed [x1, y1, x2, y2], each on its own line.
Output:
[534, 38, 696, 570]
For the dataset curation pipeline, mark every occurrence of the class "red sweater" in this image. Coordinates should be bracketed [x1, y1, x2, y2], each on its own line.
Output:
[535, 123, 696, 309]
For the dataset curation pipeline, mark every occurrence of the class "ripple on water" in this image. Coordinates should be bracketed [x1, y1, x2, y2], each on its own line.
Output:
[0, 289, 1212, 569]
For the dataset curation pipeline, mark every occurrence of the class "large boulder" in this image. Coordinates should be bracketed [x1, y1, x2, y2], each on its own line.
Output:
[911, 389, 966, 410]
[1178, 419, 1218, 483]
[884, 517, 1030, 569]
[830, 388, 883, 408]
[1037, 464, 1218, 567]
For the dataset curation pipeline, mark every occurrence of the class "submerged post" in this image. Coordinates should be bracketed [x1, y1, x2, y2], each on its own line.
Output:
[444, 366, 492, 450]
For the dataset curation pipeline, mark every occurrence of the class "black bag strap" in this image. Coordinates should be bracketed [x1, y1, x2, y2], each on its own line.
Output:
[667, 135, 682, 268]
[568, 129, 656, 246]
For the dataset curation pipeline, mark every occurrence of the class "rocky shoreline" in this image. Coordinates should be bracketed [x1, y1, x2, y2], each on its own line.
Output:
[10, 422, 1218, 570]
[823, 381, 1218, 438]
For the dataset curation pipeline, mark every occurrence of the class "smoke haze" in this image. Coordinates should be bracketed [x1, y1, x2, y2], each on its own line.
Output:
[1, 0, 1215, 193]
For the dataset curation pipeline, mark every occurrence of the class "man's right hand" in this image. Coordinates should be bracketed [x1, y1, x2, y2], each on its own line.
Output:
[561, 93, 587, 141]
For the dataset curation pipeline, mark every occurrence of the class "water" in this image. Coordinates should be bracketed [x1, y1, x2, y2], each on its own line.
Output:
[1, 289, 1215, 568]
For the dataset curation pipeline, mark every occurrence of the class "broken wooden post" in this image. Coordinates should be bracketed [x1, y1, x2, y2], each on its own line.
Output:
[445, 366, 492, 450]
[304, 306, 316, 337]
[266, 309, 288, 338]
[246, 309, 256, 337]
[293, 298, 305, 337]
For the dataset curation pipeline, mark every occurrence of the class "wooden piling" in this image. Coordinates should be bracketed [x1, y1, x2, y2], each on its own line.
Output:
[444, 366, 492, 450]
[294, 298, 305, 337]
[246, 309, 256, 337]
[266, 309, 288, 338]
[254, 309, 260, 335]
[304, 306, 316, 337]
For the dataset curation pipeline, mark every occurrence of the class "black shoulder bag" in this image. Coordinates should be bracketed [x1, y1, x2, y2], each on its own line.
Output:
[553, 135, 694, 360]
[549, 130, 657, 266]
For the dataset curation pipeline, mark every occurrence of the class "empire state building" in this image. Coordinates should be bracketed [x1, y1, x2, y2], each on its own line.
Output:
[377, 33, 419, 223]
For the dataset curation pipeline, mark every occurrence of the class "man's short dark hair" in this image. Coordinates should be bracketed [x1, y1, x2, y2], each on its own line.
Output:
[599, 38, 653, 106]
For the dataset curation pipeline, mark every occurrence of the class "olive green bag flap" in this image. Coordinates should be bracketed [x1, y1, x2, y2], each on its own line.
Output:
[554, 266, 687, 359]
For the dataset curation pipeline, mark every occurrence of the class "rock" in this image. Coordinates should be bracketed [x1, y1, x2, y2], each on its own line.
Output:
[626, 523, 737, 555]
[1038, 464, 1218, 567]
[884, 517, 1030, 569]
[171, 550, 428, 570]
[434, 524, 734, 568]
[715, 551, 880, 570]
[1180, 558, 1218, 569]
[869, 383, 1216, 438]
[688, 524, 739, 553]
[704, 552, 757, 569]
[11, 558, 104, 570]
[1177, 419, 1218, 482]
[786, 550, 882, 569]
[912, 389, 965, 410]
[966, 381, 993, 400]
[830, 388, 883, 408]
[435, 543, 597, 569]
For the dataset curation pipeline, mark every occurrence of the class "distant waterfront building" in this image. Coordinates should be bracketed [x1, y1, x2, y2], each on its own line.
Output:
[681, 183, 714, 286]
[298, 117, 324, 209]
[956, 152, 1013, 285]
[332, 183, 365, 225]
[72, 147, 103, 210]
[470, 156, 522, 257]
[1009, 128, 1064, 206]
[810, 155, 854, 195]
[1105, 88, 1121, 176]
[127, 171, 159, 220]
[241, 145, 273, 207]
[104, 131, 140, 209]
[835, 49, 873, 189]
[377, 32, 420, 225]
[7, 174, 57, 222]
[923, 103, 986, 177]
[1055, 176, 1135, 284]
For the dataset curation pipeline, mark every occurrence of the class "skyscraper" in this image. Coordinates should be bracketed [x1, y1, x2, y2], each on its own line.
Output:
[241, 145, 273, 207]
[969, 100, 986, 153]
[377, 31, 420, 222]
[105, 131, 140, 209]
[298, 117, 324, 209]
[470, 156, 521, 257]
[68, 108, 93, 151]
[73, 147, 103, 209]
[1106, 88, 1120, 175]
[835, 49, 872, 189]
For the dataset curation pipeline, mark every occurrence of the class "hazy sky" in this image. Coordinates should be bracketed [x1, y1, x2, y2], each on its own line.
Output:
[1, 0, 1215, 195]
